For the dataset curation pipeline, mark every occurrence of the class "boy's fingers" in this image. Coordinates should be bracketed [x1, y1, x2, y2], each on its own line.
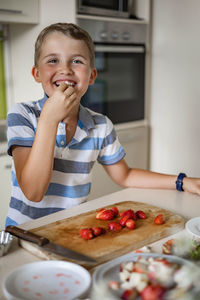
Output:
[57, 81, 69, 91]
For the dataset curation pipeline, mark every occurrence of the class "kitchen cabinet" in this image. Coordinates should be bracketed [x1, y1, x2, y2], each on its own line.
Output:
[0, 154, 11, 229]
[88, 124, 148, 200]
[0, 0, 39, 24]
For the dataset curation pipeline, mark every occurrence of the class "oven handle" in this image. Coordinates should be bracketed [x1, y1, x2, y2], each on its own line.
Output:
[95, 45, 145, 53]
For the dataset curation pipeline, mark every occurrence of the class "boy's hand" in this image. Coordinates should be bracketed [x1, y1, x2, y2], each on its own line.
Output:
[183, 177, 200, 196]
[40, 82, 78, 125]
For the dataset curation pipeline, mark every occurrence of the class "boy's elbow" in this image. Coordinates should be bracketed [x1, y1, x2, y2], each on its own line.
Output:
[21, 187, 44, 202]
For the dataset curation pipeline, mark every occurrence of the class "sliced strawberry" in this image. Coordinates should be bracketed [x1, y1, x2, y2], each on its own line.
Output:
[136, 210, 147, 219]
[121, 289, 138, 300]
[91, 227, 105, 236]
[120, 209, 137, 220]
[96, 208, 106, 219]
[97, 209, 115, 220]
[80, 228, 93, 240]
[108, 221, 122, 231]
[154, 214, 165, 225]
[111, 206, 119, 217]
[120, 214, 131, 227]
[108, 280, 120, 290]
[125, 219, 136, 230]
[140, 284, 166, 300]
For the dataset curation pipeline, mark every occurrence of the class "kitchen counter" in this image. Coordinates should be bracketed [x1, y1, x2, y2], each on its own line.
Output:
[0, 188, 200, 299]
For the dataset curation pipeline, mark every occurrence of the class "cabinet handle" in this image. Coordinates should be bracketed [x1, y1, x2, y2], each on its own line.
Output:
[5, 164, 11, 169]
[0, 8, 23, 15]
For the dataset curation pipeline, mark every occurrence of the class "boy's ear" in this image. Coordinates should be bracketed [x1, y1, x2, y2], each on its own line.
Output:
[89, 68, 97, 85]
[32, 66, 41, 83]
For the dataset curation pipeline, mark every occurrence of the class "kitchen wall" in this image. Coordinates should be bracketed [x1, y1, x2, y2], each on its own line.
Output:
[150, 0, 200, 177]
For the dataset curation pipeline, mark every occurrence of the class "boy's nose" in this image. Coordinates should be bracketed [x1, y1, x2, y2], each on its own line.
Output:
[59, 63, 73, 74]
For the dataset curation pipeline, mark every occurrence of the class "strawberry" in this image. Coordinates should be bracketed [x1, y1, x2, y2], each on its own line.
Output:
[80, 228, 93, 240]
[91, 227, 105, 236]
[97, 209, 115, 220]
[108, 280, 119, 290]
[96, 208, 106, 219]
[121, 289, 138, 300]
[136, 210, 147, 219]
[140, 284, 165, 300]
[120, 209, 137, 220]
[108, 221, 122, 231]
[125, 219, 136, 230]
[111, 206, 119, 217]
[120, 214, 131, 227]
[154, 214, 165, 225]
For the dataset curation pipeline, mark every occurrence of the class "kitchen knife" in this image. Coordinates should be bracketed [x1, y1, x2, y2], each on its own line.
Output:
[6, 225, 96, 264]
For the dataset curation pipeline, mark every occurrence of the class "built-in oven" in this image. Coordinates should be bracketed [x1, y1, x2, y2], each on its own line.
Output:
[77, 18, 147, 124]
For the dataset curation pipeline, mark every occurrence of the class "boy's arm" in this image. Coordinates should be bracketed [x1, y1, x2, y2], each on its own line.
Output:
[12, 83, 78, 202]
[103, 159, 200, 195]
[12, 117, 58, 202]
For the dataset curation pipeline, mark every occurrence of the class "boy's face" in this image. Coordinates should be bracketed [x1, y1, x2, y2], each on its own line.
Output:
[32, 32, 97, 99]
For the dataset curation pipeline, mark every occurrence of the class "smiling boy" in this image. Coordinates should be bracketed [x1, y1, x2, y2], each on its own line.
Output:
[6, 23, 200, 227]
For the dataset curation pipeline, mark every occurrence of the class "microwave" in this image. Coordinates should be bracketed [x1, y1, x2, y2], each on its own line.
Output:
[77, 0, 132, 19]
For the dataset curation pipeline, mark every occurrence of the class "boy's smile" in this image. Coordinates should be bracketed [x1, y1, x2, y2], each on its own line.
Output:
[32, 32, 97, 99]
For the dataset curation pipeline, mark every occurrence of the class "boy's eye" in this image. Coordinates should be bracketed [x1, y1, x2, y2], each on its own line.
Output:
[48, 58, 58, 64]
[72, 59, 83, 64]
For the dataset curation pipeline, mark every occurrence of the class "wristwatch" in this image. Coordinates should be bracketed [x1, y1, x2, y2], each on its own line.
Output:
[176, 173, 187, 191]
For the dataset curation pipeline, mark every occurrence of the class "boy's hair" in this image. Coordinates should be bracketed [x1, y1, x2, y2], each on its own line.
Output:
[34, 22, 95, 68]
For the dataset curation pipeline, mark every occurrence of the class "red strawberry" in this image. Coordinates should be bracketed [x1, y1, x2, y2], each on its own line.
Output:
[96, 208, 106, 219]
[91, 227, 105, 236]
[111, 206, 119, 217]
[120, 214, 131, 227]
[140, 284, 165, 300]
[108, 280, 119, 290]
[121, 289, 138, 300]
[97, 209, 115, 220]
[125, 219, 136, 230]
[154, 214, 165, 225]
[80, 228, 93, 240]
[108, 222, 122, 231]
[120, 209, 137, 220]
[136, 210, 147, 219]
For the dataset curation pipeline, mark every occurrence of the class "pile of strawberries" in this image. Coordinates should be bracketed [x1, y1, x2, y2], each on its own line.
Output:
[80, 206, 165, 240]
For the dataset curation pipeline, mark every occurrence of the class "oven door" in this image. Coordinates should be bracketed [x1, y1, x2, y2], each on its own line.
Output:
[81, 45, 145, 124]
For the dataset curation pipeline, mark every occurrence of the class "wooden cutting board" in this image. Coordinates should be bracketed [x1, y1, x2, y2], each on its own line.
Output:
[20, 201, 185, 268]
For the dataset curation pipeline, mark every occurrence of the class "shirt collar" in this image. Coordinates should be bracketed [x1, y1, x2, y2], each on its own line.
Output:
[38, 93, 95, 132]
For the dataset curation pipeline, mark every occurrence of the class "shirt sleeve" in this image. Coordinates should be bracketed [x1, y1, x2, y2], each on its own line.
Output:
[97, 116, 126, 165]
[7, 103, 36, 156]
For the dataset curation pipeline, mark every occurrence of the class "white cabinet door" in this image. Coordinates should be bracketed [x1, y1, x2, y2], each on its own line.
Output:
[0, 0, 39, 24]
[88, 125, 148, 200]
[0, 155, 11, 229]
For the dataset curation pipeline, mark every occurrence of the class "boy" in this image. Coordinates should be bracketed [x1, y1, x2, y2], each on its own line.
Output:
[6, 23, 200, 227]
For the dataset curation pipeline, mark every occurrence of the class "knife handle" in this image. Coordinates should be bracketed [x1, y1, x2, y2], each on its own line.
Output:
[6, 225, 49, 247]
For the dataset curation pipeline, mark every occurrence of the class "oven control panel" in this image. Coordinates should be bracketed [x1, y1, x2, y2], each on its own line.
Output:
[77, 19, 147, 44]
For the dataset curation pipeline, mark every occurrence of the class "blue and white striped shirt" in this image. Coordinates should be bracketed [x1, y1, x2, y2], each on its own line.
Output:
[6, 94, 125, 226]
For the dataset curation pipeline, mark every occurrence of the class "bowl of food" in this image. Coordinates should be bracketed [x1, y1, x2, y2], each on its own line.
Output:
[185, 217, 200, 242]
[92, 252, 200, 300]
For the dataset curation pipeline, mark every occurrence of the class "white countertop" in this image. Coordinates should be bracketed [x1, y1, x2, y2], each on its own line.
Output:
[1, 188, 200, 299]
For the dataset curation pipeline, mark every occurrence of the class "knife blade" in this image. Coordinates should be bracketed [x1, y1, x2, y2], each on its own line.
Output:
[6, 225, 96, 264]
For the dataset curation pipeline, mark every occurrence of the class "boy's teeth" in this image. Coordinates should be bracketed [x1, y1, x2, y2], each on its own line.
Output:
[65, 80, 75, 86]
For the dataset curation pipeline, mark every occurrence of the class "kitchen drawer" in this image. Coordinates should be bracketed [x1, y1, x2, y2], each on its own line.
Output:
[0, 0, 39, 24]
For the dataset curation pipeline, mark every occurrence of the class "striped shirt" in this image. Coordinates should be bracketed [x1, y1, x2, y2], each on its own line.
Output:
[6, 94, 125, 227]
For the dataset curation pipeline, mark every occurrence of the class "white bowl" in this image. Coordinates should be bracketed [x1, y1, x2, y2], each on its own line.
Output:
[2, 260, 91, 300]
[185, 217, 200, 242]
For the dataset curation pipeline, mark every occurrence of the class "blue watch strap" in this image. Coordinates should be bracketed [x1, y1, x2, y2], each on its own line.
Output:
[176, 173, 186, 191]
